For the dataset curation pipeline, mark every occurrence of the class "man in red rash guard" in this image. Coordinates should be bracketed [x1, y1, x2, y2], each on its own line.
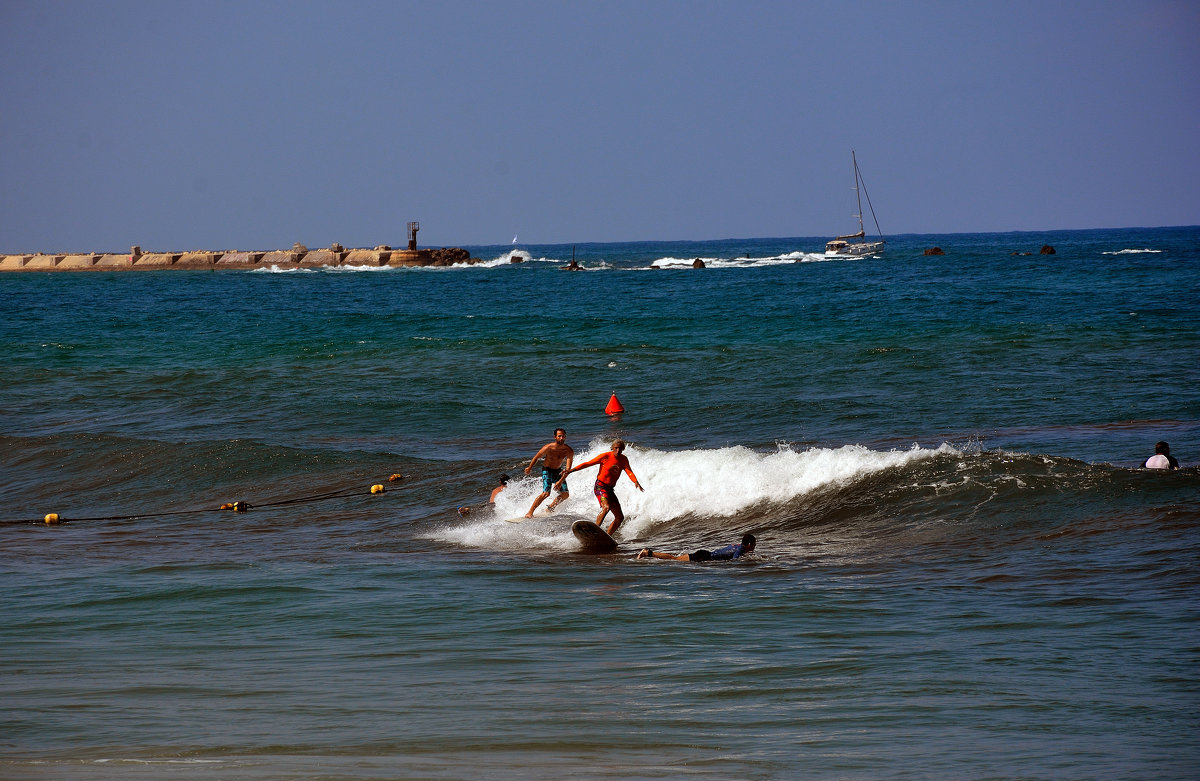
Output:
[556, 439, 644, 535]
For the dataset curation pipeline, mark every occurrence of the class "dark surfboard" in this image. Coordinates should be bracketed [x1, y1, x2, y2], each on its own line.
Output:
[571, 520, 617, 554]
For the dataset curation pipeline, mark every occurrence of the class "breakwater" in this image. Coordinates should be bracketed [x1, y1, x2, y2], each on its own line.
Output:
[0, 243, 483, 272]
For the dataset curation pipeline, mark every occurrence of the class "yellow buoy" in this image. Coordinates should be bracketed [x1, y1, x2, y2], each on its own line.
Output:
[371, 484, 385, 494]
[44, 513, 60, 524]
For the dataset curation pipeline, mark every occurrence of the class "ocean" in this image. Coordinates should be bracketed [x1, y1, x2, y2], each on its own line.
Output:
[2, 226, 1198, 779]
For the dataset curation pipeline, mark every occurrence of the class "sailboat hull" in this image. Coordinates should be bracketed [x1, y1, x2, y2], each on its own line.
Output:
[825, 240, 885, 258]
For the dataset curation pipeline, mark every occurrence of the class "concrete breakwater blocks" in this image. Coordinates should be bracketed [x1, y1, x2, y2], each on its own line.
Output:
[134, 253, 180, 267]
[388, 249, 435, 266]
[261, 250, 300, 267]
[98, 253, 135, 267]
[217, 252, 265, 268]
[177, 252, 220, 268]
[60, 254, 98, 268]
[343, 249, 388, 266]
[26, 254, 64, 269]
[0, 255, 31, 269]
[2, 245, 477, 271]
[300, 249, 342, 267]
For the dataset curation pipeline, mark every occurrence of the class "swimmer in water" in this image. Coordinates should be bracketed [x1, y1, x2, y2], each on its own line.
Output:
[637, 534, 756, 562]
[1143, 441, 1179, 470]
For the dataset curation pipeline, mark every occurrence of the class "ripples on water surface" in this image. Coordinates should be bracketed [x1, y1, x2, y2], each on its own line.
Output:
[2, 228, 1198, 778]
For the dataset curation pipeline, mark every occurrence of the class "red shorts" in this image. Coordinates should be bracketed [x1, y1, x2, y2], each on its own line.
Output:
[593, 481, 613, 504]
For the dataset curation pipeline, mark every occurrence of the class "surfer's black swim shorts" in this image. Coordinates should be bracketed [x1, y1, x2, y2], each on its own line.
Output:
[690, 550, 712, 562]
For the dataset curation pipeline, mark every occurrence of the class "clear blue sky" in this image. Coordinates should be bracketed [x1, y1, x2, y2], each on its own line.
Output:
[2, 0, 1197, 250]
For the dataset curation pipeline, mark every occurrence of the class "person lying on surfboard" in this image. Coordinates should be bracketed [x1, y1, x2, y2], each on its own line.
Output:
[555, 439, 643, 535]
[637, 534, 756, 562]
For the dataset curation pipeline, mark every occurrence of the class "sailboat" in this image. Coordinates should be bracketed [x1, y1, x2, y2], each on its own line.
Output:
[825, 151, 885, 257]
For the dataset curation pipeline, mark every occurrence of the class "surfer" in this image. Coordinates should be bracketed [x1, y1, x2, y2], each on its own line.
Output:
[637, 534, 756, 562]
[556, 439, 643, 535]
[523, 429, 575, 517]
[1142, 441, 1179, 470]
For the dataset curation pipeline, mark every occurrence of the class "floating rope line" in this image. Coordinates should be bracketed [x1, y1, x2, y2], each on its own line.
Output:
[1, 475, 401, 526]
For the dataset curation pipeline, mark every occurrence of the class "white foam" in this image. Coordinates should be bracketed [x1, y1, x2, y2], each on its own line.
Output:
[649, 251, 825, 269]
[1102, 248, 1162, 255]
[250, 265, 317, 273]
[325, 264, 394, 272]
[437, 439, 955, 549]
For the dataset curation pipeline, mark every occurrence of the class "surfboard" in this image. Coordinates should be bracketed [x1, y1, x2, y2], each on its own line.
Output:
[571, 520, 617, 554]
[505, 517, 527, 524]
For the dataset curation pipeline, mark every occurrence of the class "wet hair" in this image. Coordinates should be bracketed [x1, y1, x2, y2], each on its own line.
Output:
[741, 533, 756, 549]
[1156, 441, 1171, 455]
[554, 428, 566, 437]
[499, 474, 510, 484]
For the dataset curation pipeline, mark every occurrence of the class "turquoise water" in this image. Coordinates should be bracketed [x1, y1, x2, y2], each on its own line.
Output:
[2, 227, 1198, 778]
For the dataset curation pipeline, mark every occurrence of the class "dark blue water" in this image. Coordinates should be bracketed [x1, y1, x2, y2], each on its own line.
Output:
[2, 227, 1198, 778]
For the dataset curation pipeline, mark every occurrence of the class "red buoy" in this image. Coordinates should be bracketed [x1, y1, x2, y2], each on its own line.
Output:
[605, 392, 625, 415]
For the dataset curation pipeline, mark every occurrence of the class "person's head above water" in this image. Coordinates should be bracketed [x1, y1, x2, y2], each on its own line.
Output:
[741, 533, 756, 551]
[1155, 441, 1171, 455]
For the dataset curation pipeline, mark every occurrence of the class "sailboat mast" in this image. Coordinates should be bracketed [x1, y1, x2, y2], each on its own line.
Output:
[852, 150, 865, 235]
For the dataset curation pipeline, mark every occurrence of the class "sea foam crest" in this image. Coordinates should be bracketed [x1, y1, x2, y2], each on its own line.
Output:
[250, 265, 318, 274]
[443, 439, 954, 549]
[649, 252, 824, 269]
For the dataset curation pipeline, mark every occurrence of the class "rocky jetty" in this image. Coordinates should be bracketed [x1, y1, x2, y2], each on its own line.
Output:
[0, 242, 485, 272]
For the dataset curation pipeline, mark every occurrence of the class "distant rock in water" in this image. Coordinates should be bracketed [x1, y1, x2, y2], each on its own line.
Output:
[1040, 244, 1056, 254]
[692, 258, 706, 268]
[923, 247, 945, 256]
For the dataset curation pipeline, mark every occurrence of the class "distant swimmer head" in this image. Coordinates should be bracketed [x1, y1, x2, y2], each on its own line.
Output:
[499, 474, 510, 485]
[1156, 441, 1171, 455]
[741, 533, 756, 552]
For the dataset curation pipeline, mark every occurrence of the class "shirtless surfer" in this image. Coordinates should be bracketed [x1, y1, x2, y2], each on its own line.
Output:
[555, 439, 643, 535]
[524, 429, 575, 517]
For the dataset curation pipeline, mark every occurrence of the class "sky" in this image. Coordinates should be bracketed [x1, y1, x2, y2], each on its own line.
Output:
[1, 0, 1197, 251]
